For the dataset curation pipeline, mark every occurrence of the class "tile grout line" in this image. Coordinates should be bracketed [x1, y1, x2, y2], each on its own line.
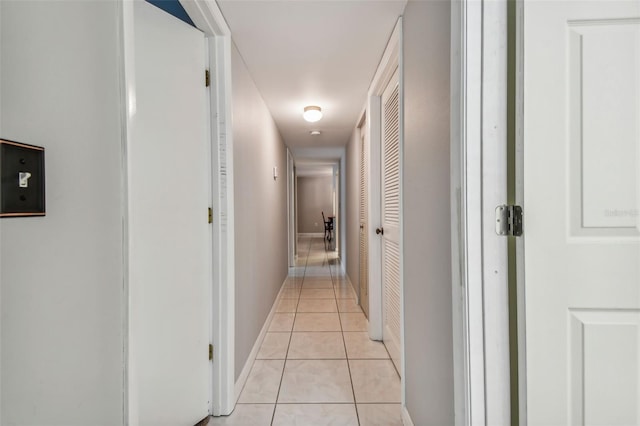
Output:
[326, 241, 361, 426]
[328, 239, 402, 415]
[270, 237, 312, 426]
[226, 237, 401, 424]
[235, 243, 314, 410]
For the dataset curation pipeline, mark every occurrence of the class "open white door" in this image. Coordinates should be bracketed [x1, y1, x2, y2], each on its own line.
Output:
[380, 68, 402, 374]
[523, 2, 640, 424]
[127, 2, 211, 424]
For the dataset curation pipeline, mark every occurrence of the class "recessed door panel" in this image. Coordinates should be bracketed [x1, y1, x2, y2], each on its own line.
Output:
[524, 3, 640, 424]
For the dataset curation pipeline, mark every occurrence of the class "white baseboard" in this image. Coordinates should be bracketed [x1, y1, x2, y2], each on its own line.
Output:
[344, 274, 359, 305]
[297, 232, 323, 238]
[402, 405, 415, 426]
[234, 278, 289, 402]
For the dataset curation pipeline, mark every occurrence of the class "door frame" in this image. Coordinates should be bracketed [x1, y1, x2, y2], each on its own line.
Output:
[514, 0, 527, 422]
[366, 14, 405, 400]
[450, 0, 512, 425]
[287, 149, 296, 266]
[357, 114, 369, 317]
[366, 17, 401, 341]
[177, 0, 236, 416]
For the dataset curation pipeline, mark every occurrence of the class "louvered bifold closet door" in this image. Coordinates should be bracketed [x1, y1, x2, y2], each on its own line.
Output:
[359, 127, 369, 318]
[381, 68, 401, 374]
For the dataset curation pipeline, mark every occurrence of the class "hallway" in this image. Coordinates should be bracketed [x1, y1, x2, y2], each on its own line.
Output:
[212, 237, 401, 425]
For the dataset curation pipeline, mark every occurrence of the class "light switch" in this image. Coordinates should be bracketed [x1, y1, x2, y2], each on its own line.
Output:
[1, 139, 45, 217]
[19, 172, 32, 188]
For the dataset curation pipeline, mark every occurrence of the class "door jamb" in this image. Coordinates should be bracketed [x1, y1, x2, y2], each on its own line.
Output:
[179, 0, 235, 416]
[450, 0, 511, 424]
[366, 13, 404, 405]
[450, 0, 476, 422]
[366, 17, 401, 343]
[514, 0, 527, 422]
[357, 112, 368, 312]
[287, 149, 296, 267]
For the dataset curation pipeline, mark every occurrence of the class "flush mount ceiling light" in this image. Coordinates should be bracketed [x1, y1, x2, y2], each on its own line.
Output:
[310, 130, 321, 136]
[303, 105, 322, 122]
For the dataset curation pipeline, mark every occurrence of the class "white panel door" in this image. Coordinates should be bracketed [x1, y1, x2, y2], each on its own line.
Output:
[524, 2, 640, 424]
[381, 68, 402, 374]
[129, 2, 210, 425]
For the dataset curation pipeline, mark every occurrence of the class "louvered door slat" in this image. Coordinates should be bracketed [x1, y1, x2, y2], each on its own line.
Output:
[359, 125, 369, 318]
[381, 68, 401, 374]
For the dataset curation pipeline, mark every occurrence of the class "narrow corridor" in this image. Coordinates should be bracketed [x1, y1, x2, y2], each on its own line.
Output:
[211, 237, 402, 425]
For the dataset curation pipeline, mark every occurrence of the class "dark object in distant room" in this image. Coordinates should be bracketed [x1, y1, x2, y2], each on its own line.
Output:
[322, 211, 333, 242]
[1, 139, 45, 217]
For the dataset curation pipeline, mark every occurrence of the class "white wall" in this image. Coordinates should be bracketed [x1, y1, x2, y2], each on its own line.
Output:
[0, 2, 125, 424]
[342, 8, 454, 424]
[296, 176, 333, 234]
[402, 1, 454, 424]
[231, 44, 288, 380]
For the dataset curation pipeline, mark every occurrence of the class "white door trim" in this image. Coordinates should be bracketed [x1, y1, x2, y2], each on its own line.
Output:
[179, 0, 236, 416]
[366, 13, 404, 403]
[450, 0, 477, 422]
[480, 2, 510, 422]
[366, 17, 401, 343]
[450, 0, 511, 425]
[287, 148, 297, 268]
[287, 149, 296, 267]
[514, 0, 527, 422]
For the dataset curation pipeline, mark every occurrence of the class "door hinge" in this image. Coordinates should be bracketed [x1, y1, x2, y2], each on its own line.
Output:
[209, 344, 213, 361]
[495, 205, 523, 237]
[208, 207, 213, 224]
[205, 69, 210, 87]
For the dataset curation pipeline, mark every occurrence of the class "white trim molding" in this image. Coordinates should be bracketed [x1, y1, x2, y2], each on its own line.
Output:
[366, 17, 401, 343]
[366, 12, 406, 420]
[118, 2, 134, 423]
[287, 149, 296, 267]
[480, 1, 510, 420]
[449, 0, 467, 423]
[233, 278, 290, 402]
[514, 0, 527, 422]
[179, 0, 236, 416]
[180, 0, 230, 35]
[450, 0, 511, 425]
[402, 405, 416, 426]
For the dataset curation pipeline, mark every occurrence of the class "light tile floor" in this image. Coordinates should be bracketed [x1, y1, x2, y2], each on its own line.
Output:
[211, 237, 402, 426]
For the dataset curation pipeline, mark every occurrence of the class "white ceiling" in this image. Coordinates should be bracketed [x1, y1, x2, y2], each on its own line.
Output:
[295, 154, 342, 177]
[216, 0, 407, 169]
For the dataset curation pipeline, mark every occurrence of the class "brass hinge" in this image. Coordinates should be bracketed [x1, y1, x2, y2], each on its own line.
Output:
[208, 207, 213, 224]
[205, 69, 210, 87]
[209, 344, 213, 361]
